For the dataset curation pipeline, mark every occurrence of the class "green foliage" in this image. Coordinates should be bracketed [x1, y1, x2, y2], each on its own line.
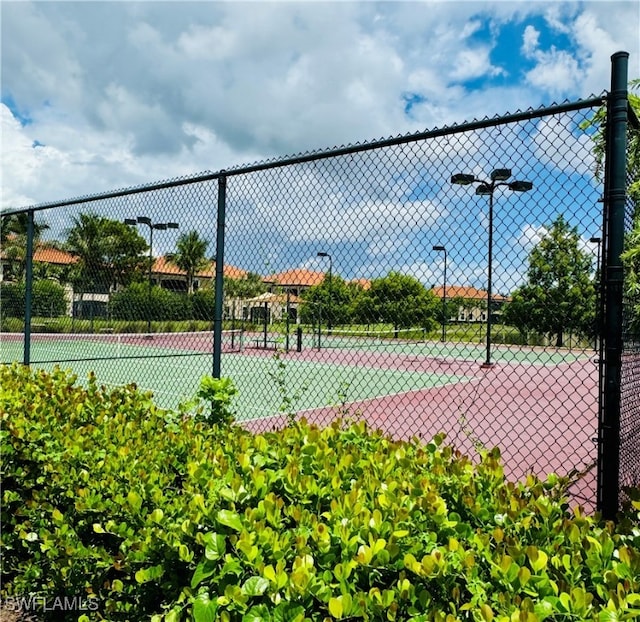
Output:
[581, 79, 640, 333]
[579, 78, 640, 205]
[191, 288, 215, 321]
[183, 376, 238, 425]
[166, 231, 210, 295]
[110, 283, 193, 322]
[359, 272, 438, 331]
[0, 282, 24, 319]
[504, 215, 596, 347]
[224, 273, 268, 301]
[300, 276, 362, 326]
[0, 280, 68, 320]
[2, 364, 640, 622]
[65, 212, 148, 293]
[31, 280, 69, 317]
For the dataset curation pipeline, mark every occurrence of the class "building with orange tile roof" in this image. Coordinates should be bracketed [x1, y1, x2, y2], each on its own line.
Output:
[151, 256, 248, 292]
[1, 243, 78, 282]
[32, 246, 78, 266]
[263, 269, 327, 296]
[431, 285, 510, 323]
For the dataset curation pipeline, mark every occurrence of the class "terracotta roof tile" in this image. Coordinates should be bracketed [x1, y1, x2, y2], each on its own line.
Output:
[153, 256, 247, 279]
[1, 244, 78, 265]
[431, 285, 509, 302]
[33, 247, 78, 265]
[264, 269, 326, 287]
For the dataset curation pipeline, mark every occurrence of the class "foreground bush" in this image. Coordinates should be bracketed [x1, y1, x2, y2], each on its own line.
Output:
[1, 364, 639, 621]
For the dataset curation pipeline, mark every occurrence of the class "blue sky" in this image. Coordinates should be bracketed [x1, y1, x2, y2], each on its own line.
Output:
[1, 1, 639, 291]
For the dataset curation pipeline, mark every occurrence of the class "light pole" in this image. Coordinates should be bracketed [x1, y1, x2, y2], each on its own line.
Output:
[451, 169, 533, 367]
[317, 252, 333, 335]
[125, 216, 179, 334]
[432, 245, 447, 342]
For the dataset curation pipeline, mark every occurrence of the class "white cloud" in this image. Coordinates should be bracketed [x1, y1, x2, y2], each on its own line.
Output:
[451, 46, 504, 82]
[532, 113, 596, 177]
[521, 2, 639, 98]
[518, 223, 548, 251]
[258, 195, 446, 245]
[522, 25, 540, 58]
[525, 48, 582, 96]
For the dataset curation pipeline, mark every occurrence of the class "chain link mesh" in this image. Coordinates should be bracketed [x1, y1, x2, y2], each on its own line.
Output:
[1, 101, 605, 509]
[619, 119, 640, 508]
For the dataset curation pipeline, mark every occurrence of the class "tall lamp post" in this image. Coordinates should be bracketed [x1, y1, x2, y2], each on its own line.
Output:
[317, 252, 333, 335]
[125, 216, 179, 334]
[451, 169, 533, 367]
[432, 245, 447, 342]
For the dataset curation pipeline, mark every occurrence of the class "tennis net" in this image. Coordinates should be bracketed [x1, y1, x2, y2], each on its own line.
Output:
[312, 327, 426, 350]
[0, 329, 244, 364]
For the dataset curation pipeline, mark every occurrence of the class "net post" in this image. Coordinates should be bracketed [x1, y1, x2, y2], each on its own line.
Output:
[598, 51, 629, 519]
[212, 173, 227, 379]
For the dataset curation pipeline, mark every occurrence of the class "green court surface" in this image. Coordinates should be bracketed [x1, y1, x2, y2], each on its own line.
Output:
[308, 333, 591, 365]
[1, 337, 471, 419]
[1, 329, 588, 420]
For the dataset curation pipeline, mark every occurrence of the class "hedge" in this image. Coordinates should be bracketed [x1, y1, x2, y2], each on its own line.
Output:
[0, 280, 67, 319]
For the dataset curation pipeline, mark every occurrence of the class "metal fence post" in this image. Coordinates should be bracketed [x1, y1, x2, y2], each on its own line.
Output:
[598, 51, 629, 519]
[212, 174, 227, 379]
[23, 210, 35, 366]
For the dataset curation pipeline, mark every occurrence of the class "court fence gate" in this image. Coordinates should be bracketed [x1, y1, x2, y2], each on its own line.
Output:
[1, 52, 638, 518]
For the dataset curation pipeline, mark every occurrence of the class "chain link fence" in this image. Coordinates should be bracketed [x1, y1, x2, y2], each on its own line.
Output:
[1, 87, 630, 513]
[618, 110, 640, 510]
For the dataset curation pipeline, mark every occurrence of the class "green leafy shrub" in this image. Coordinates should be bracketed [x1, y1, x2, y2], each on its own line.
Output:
[0, 280, 67, 320]
[0, 282, 24, 319]
[109, 283, 193, 322]
[179, 375, 238, 425]
[1, 364, 639, 622]
[191, 289, 215, 322]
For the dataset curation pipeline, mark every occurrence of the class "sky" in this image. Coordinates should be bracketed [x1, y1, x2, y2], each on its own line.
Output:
[1, 1, 639, 292]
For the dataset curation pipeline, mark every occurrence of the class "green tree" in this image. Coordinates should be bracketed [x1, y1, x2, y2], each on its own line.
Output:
[356, 271, 438, 334]
[0, 212, 50, 281]
[505, 215, 595, 347]
[300, 274, 358, 326]
[65, 213, 148, 297]
[582, 80, 640, 330]
[167, 231, 209, 295]
[224, 272, 267, 300]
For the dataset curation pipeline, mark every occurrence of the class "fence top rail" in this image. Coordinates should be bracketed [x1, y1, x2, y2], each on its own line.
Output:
[1, 95, 605, 217]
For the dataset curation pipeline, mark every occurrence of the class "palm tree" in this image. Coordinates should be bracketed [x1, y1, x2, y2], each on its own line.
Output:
[167, 231, 210, 294]
[65, 212, 148, 313]
[65, 213, 110, 293]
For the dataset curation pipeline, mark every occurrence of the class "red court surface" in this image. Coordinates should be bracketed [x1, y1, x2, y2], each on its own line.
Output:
[243, 347, 599, 513]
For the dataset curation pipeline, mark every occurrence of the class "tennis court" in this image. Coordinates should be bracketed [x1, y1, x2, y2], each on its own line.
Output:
[0, 330, 474, 418]
[305, 327, 590, 365]
[2, 328, 600, 510]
